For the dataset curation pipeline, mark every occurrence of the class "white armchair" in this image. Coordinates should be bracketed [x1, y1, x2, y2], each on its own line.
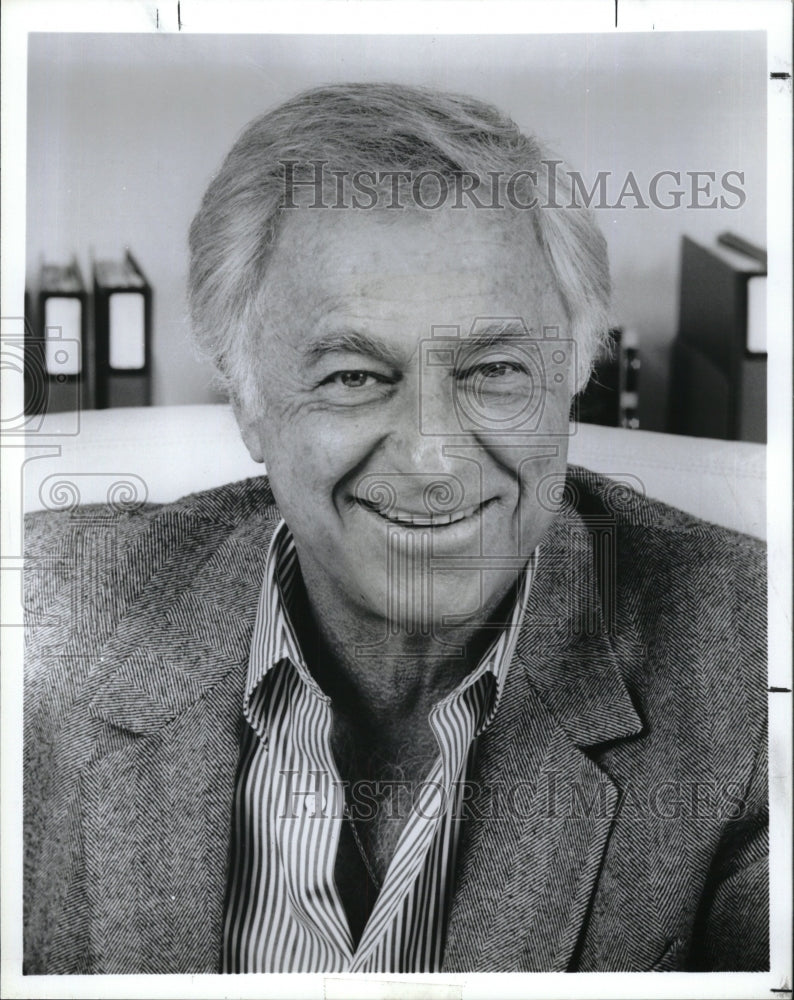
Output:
[22, 404, 766, 539]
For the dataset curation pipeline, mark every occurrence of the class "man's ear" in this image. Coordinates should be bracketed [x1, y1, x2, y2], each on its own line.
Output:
[231, 396, 267, 464]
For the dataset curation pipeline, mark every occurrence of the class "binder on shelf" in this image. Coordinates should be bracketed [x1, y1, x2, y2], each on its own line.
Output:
[28, 259, 90, 414]
[575, 327, 641, 429]
[23, 290, 40, 417]
[94, 251, 152, 408]
[669, 235, 766, 442]
[619, 328, 641, 429]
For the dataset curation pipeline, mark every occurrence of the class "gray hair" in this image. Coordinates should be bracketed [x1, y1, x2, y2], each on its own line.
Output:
[188, 82, 610, 403]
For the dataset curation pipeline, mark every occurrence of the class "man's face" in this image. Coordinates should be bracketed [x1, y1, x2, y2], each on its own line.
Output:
[237, 206, 574, 637]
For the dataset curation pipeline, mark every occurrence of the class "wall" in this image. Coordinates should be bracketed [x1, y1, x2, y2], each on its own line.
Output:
[26, 31, 766, 427]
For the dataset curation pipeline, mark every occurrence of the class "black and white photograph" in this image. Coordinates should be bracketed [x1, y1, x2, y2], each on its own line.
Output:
[1, 1, 791, 997]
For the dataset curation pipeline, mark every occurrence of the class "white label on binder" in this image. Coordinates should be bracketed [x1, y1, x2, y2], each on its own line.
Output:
[746, 275, 766, 354]
[44, 297, 82, 374]
[109, 292, 146, 370]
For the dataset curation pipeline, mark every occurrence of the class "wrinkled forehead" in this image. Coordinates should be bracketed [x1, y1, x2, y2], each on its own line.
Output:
[261, 204, 567, 332]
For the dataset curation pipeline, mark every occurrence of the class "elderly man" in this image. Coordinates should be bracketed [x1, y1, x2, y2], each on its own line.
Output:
[24, 83, 767, 974]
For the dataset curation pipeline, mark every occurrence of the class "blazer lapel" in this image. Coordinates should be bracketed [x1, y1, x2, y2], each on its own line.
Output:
[81, 512, 276, 973]
[444, 505, 645, 972]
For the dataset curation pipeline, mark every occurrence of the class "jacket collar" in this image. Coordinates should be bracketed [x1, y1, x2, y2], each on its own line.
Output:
[515, 499, 644, 748]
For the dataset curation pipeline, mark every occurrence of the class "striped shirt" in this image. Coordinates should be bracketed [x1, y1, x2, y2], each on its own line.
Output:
[223, 520, 535, 973]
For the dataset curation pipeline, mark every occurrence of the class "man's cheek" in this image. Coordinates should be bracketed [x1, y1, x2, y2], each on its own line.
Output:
[516, 446, 569, 535]
[263, 425, 319, 484]
[541, 386, 575, 433]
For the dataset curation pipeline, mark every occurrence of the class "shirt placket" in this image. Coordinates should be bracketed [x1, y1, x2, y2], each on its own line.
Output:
[350, 702, 478, 971]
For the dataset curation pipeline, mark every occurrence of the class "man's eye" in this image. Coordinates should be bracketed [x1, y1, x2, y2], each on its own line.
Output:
[460, 361, 528, 382]
[477, 362, 521, 379]
[333, 371, 380, 388]
[316, 370, 395, 401]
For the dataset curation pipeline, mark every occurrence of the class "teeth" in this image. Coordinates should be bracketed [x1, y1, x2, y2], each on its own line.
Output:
[364, 502, 482, 527]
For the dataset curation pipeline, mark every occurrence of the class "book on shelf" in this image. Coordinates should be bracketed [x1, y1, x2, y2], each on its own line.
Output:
[26, 259, 90, 415]
[93, 251, 152, 409]
[669, 234, 766, 443]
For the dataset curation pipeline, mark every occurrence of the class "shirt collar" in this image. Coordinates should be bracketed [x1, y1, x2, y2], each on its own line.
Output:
[246, 518, 537, 731]
[244, 520, 326, 721]
[429, 547, 536, 738]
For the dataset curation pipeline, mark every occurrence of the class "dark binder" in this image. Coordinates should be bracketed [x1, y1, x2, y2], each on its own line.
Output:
[575, 327, 641, 429]
[669, 235, 766, 442]
[93, 251, 152, 408]
[27, 259, 90, 414]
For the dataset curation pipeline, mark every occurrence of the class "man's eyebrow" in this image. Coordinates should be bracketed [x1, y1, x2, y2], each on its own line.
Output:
[460, 320, 535, 347]
[304, 320, 539, 368]
[305, 330, 405, 368]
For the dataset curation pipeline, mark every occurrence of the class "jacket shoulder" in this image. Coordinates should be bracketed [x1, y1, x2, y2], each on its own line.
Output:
[565, 465, 766, 658]
[566, 464, 765, 570]
[24, 475, 280, 697]
[24, 474, 278, 555]
[567, 464, 766, 766]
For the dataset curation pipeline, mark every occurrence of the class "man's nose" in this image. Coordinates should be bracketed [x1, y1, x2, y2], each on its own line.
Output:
[388, 369, 463, 474]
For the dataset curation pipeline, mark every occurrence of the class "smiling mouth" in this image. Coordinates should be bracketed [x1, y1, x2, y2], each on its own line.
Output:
[356, 497, 493, 527]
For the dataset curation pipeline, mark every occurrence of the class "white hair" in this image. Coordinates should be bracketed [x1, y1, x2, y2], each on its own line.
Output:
[188, 82, 610, 404]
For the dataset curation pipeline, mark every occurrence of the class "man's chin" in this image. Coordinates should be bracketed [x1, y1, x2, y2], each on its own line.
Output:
[351, 567, 509, 639]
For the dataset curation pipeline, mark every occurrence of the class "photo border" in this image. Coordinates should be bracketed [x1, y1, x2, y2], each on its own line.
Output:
[2, 2, 791, 998]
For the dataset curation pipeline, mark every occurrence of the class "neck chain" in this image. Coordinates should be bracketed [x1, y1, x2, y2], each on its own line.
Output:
[343, 803, 382, 892]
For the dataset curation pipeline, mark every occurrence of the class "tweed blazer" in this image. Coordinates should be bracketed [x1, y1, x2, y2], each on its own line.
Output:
[23, 467, 768, 974]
